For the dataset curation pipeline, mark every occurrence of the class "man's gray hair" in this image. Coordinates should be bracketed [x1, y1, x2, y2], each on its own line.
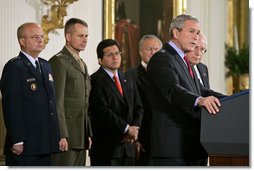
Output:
[139, 34, 162, 50]
[169, 14, 199, 38]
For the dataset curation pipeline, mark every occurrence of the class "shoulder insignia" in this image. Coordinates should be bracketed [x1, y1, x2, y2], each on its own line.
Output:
[10, 56, 20, 61]
[56, 53, 63, 57]
[38, 57, 47, 62]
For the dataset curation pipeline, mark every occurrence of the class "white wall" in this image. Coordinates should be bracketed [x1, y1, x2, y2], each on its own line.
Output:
[0, 0, 102, 75]
[0, 0, 229, 93]
[186, 0, 227, 94]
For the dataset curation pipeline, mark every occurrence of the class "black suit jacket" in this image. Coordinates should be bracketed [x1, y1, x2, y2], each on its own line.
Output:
[89, 67, 143, 160]
[126, 64, 152, 153]
[0, 52, 60, 156]
[146, 43, 224, 160]
[196, 63, 210, 89]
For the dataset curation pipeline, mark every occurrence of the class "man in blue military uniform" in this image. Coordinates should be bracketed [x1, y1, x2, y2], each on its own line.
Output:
[0, 22, 60, 166]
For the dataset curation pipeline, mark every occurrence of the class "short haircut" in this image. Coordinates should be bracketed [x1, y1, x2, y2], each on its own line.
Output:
[64, 18, 88, 34]
[96, 39, 121, 59]
[139, 34, 162, 50]
[169, 14, 199, 38]
[17, 22, 38, 39]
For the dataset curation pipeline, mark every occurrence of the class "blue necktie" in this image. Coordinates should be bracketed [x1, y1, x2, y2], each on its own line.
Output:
[35, 60, 41, 73]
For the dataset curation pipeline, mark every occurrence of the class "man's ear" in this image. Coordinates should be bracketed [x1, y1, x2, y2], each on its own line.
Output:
[172, 28, 179, 38]
[66, 33, 71, 42]
[98, 58, 102, 65]
[19, 38, 25, 47]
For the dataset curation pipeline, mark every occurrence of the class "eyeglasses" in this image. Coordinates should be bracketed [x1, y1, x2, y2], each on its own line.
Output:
[21, 35, 44, 41]
[194, 46, 207, 54]
[144, 47, 159, 52]
[103, 51, 122, 58]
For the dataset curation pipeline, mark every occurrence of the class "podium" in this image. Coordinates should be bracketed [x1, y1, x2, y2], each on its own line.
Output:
[200, 90, 249, 166]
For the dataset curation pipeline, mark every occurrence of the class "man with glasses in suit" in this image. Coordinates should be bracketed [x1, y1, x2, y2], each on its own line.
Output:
[186, 32, 210, 89]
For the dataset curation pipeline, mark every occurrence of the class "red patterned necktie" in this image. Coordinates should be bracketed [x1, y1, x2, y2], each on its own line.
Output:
[184, 56, 194, 79]
[113, 74, 123, 96]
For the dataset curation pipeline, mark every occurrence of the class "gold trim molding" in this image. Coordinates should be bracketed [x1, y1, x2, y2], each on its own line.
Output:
[103, 0, 187, 39]
[41, 0, 78, 44]
[173, 0, 187, 17]
[227, 0, 248, 48]
[103, 0, 115, 39]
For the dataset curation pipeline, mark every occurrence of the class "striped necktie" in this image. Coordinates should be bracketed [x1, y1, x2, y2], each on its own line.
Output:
[184, 56, 194, 79]
[113, 74, 123, 96]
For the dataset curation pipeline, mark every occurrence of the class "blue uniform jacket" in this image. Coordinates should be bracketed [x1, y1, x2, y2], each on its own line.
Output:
[0, 52, 60, 155]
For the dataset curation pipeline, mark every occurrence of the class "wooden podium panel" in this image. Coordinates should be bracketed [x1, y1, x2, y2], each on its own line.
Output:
[209, 156, 249, 166]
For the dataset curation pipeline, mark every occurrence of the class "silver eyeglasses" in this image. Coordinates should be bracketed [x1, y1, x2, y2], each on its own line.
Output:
[194, 46, 207, 54]
[21, 35, 44, 41]
[103, 51, 122, 58]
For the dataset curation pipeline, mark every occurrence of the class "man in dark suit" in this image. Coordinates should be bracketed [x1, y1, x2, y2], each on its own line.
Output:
[196, 63, 210, 88]
[89, 39, 143, 166]
[146, 14, 226, 166]
[49, 18, 92, 166]
[0, 23, 60, 166]
[126, 34, 162, 165]
[187, 32, 210, 88]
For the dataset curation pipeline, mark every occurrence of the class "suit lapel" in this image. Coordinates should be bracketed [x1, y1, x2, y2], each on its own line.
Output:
[19, 52, 43, 83]
[197, 64, 209, 89]
[39, 59, 52, 97]
[118, 71, 130, 105]
[192, 66, 201, 95]
[99, 68, 125, 104]
[163, 44, 200, 94]
[175, 55, 199, 94]
[137, 64, 146, 86]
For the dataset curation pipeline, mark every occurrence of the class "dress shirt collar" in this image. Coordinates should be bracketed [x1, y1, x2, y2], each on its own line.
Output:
[168, 40, 185, 59]
[102, 67, 119, 80]
[141, 60, 148, 71]
[194, 65, 203, 85]
[21, 51, 38, 67]
[65, 45, 80, 61]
